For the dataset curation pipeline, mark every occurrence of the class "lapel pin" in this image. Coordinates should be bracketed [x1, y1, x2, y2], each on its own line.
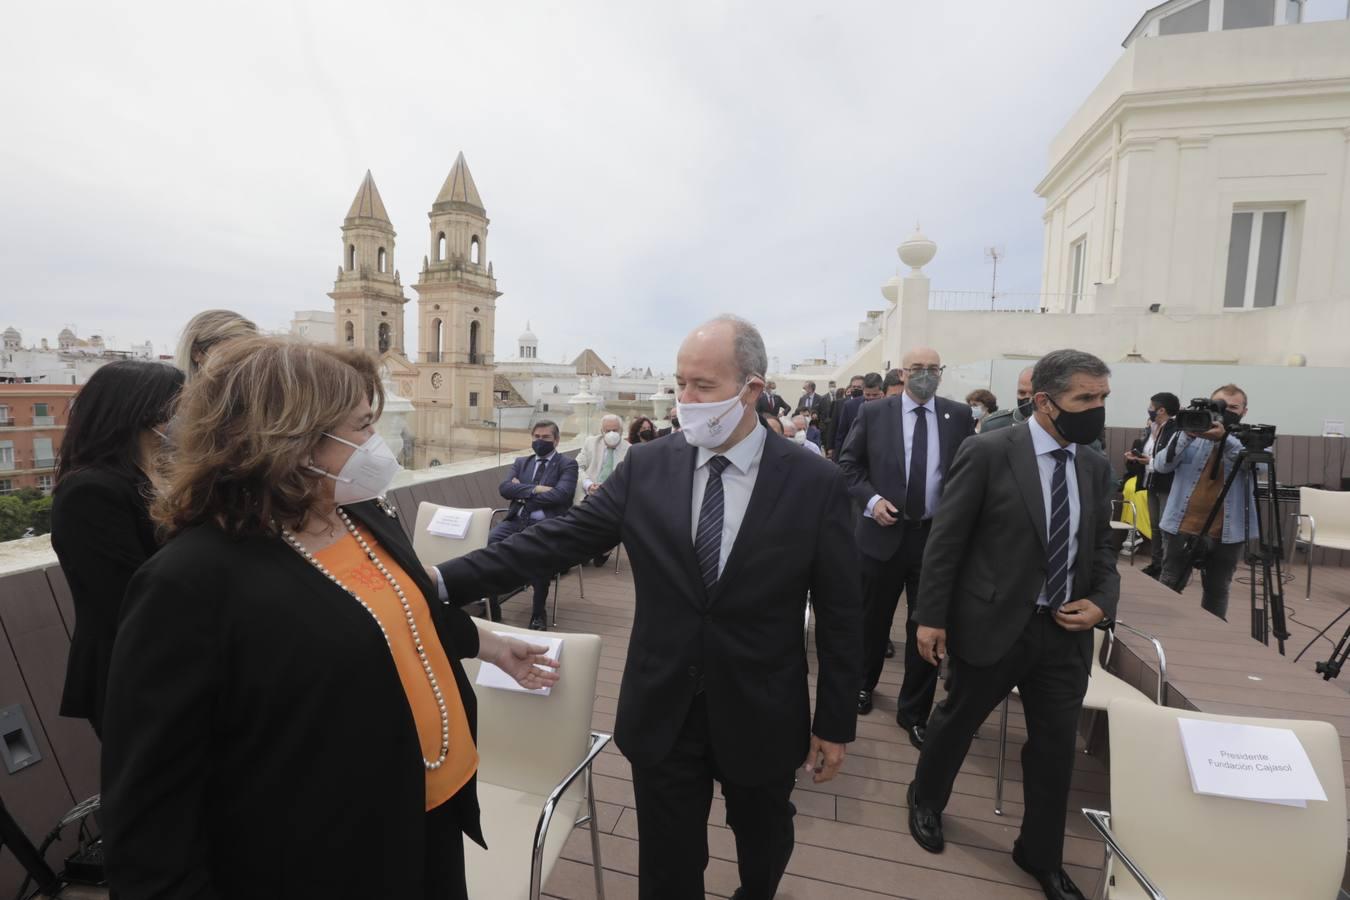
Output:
[944, 412, 950, 419]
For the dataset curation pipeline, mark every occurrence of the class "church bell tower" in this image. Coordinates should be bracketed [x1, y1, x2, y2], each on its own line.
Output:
[329, 171, 408, 356]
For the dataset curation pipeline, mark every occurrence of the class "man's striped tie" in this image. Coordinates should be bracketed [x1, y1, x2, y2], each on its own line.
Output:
[694, 456, 731, 589]
[1043, 449, 1072, 611]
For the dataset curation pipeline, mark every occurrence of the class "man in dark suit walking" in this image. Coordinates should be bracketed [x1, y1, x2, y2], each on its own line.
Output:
[795, 380, 831, 421]
[488, 420, 577, 630]
[838, 347, 974, 748]
[431, 315, 862, 900]
[906, 349, 1120, 900]
[831, 372, 882, 458]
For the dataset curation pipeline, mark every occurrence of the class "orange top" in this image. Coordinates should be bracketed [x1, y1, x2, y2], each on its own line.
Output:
[316, 527, 477, 810]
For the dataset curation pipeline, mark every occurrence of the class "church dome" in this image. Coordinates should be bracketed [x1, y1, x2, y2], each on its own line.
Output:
[519, 322, 538, 345]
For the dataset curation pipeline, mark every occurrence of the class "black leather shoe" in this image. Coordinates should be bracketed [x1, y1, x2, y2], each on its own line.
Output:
[1012, 842, 1086, 900]
[907, 782, 944, 853]
[897, 715, 926, 750]
[857, 689, 873, 715]
[1140, 564, 1160, 578]
[885, 639, 896, 658]
[528, 616, 547, 631]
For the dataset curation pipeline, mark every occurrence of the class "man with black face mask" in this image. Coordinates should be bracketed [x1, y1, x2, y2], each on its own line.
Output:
[980, 366, 1035, 433]
[486, 420, 578, 630]
[907, 349, 1119, 900]
[1153, 384, 1256, 620]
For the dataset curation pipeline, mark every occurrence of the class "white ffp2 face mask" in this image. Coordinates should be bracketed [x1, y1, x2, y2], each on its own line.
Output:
[603, 430, 622, 448]
[676, 382, 751, 449]
[310, 431, 401, 505]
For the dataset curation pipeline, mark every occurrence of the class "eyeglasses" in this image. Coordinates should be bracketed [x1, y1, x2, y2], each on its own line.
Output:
[905, 365, 945, 376]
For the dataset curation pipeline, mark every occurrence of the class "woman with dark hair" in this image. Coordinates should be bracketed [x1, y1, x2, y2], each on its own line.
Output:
[100, 337, 558, 899]
[51, 360, 185, 736]
[628, 415, 657, 444]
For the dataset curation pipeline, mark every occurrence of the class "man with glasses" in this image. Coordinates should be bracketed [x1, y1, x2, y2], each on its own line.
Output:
[838, 348, 974, 747]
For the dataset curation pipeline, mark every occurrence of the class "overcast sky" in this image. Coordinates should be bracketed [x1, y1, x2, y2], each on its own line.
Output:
[3, 1, 1340, 374]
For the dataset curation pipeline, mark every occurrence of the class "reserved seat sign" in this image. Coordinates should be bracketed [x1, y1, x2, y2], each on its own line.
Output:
[1178, 717, 1327, 808]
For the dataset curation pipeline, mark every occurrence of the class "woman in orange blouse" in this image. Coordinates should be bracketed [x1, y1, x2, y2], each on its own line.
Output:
[100, 337, 558, 900]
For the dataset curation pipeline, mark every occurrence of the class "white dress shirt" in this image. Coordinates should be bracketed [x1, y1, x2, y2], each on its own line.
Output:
[1028, 415, 1080, 607]
[690, 423, 767, 579]
[864, 393, 943, 520]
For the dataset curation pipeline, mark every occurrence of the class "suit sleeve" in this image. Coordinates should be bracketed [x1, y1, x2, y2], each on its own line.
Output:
[808, 466, 864, 744]
[1086, 459, 1122, 620]
[101, 565, 223, 900]
[915, 439, 990, 629]
[575, 439, 593, 481]
[836, 404, 879, 507]
[438, 456, 625, 599]
[532, 456, 578, 508]
[499, 460, 534, 500]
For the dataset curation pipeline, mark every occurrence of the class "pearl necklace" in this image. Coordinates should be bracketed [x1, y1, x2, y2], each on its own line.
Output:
[280, 509, 450, 770]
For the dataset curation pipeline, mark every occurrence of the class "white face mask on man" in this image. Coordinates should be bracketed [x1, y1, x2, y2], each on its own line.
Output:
[309, 431, 402, 505]
[676, 380, 752, 449]
[602, 430, 622, 449]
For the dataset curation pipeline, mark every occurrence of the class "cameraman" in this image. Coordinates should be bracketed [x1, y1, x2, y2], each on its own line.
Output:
[1153, 384, 1257, 620]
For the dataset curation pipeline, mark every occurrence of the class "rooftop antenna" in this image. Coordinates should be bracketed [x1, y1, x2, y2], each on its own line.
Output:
[984, 246, 1005, 311]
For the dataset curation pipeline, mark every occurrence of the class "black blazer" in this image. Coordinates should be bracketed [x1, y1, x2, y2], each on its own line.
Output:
[499, 452, 578, 522]
[914, 424, 1120, 669]
[831, 395, 866, 456]
[50, 465, 159, 733]
[837, 394, 975, 561]
[1143, 419, 1180, 494]
[436, 429, 862, 785]
[100, 502, 484, 900]
[794, 392, 831, 420]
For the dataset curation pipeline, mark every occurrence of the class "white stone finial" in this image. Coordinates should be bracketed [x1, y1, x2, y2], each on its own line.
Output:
[881, 275, 901, 304]
[897, 226, 937, 273]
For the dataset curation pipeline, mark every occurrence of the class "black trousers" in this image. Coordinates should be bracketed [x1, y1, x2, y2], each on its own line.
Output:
[860, 522, 937, 727]
[1160, 531, 1245, 620]
[630, 695, 796, 900]
[488, 518, 551, 617]
[912, 612, 1090, 871]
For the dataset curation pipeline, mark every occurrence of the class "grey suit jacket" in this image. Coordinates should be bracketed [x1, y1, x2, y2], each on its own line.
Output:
[914, 422, 1120, 668]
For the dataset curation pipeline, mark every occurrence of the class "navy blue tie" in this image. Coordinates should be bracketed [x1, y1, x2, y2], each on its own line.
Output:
[694, 456, 732, 589]
[905, 407, 929, 522]
[1043, 449, 1072, 610]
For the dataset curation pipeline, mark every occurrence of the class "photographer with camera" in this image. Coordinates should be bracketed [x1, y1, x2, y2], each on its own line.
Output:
[1154, 384, 1259, 620]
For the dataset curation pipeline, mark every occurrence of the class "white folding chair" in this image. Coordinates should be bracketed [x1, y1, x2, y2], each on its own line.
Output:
[994, 622, 1166, 815]
[462, 620, 610, 899]
[1291, 487, 1350, 604]
[1083, 698, 1346, 899]
[1110, 497, 1142, 566]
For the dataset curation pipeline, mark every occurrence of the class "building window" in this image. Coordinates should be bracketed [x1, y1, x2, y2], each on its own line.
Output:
[38, 474, 53, 494]
[469, 391, 479, 408]
[1224, 0, 1274, 29]
[0, 479, 12, 495]
[468, 320, 481, 364]
[1160, 0, 1210, 34]
[470, 236, 480, 265]
[33, 437, 54, 469]
[344, 321, 355, 346]
[0, 405, 10, 426]
[437, 233, 447, 261]
[430, 318, 443, 363]
[378, 247, 387, 273]
[347, 244, 356, 271]
[1068, 237, 1087, 313]
[0, 441, 13, 471]
[33, 402, 53, 426]
[1224, 208, 1288, 309]
[378, 322, 391, 354]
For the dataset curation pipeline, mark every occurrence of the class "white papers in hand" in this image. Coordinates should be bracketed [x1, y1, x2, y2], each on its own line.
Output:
[427, 507, 473, 539]
[475, 633, 563, 696]
[1178, 717, 1327, 808]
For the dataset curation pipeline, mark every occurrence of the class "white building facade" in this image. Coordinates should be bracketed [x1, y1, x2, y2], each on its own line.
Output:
[1037, 6, 1350, 365]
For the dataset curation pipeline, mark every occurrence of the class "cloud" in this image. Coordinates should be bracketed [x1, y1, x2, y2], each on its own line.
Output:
[0, 0, 1147, 371]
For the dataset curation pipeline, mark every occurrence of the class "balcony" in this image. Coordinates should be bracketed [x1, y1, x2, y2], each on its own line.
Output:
[0, 418, 15, 428]
[0, 460, 13, 472]
[33, 458, 56, 470]
[32, 416, 55, 427]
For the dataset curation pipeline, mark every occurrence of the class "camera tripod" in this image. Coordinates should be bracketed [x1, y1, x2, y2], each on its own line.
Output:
[1177, 441, 1289, 654]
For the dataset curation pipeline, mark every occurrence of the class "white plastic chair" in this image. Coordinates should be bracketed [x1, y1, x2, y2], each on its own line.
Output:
[1083, 698, 1346, 899]
[414, 502, 584, 625]
[1291, 487, 1350, 604]
[462, 619, 610, 899]
[994, 622, 1166, 815]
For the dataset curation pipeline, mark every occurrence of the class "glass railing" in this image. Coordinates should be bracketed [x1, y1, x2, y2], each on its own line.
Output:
[32, 416, 56, 426]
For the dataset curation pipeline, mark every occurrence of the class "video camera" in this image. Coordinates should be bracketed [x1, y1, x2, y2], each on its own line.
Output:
[1176, 397, 1276, 451]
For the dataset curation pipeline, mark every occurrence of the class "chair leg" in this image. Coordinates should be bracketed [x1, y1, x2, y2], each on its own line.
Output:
[576, 562, 586, 601]
[551, 574, 560, 627]
[1083, 707, 1099, 756]
[1128, 526, 1137, 566]
[994, 695, 1009, 816]
[586, 766, 606, 900]
[1305, 546, 1314, 604]
[614, 543, 622, 575]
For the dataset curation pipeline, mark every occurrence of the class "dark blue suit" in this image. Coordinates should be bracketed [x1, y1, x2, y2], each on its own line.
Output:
[831, 395, 865, 456]
[491, 452, 578, 618]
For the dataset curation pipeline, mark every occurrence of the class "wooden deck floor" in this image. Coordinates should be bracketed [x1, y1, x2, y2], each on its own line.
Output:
[508, 561, 1108, 900]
